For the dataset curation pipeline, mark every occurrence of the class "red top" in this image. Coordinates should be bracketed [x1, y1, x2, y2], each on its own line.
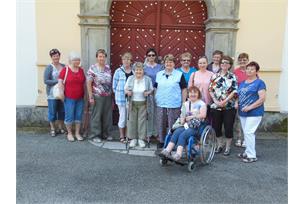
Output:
[59, 66, 86, 99]
[233, 67, 247, 86]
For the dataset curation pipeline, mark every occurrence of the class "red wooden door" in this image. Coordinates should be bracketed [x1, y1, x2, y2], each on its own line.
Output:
[110, 0, 207, 70]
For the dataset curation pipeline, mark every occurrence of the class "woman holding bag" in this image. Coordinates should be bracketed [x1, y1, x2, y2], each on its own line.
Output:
[58, 51, 86, 142]
[43, 49, 66, 137]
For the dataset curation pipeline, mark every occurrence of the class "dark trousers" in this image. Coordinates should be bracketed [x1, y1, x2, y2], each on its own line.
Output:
[210, 108, 236, 138]
[89, 95, 112, 138]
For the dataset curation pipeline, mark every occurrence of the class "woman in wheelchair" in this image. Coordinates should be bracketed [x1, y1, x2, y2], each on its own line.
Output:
[160, 86, 207, 161]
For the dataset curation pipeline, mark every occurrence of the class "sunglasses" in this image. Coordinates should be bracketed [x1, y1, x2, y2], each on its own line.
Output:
[221, 61, 230, 64]
[147, 54, 156, 57]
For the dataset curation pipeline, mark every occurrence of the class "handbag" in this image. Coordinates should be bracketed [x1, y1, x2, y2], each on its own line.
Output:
[186, 101, 201, 129]
[52, 65, 68, 100]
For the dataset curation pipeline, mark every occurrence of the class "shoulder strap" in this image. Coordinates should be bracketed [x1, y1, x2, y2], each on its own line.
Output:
[192, 72, 196, 86]
[189, 101, 191, 112]
[63, 67, 69, 84]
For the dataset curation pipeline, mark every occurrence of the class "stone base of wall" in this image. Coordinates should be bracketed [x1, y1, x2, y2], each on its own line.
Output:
[16, 106, 288, 133]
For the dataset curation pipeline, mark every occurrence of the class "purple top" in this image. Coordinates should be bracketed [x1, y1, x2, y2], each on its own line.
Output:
[144, 63, 163, 85]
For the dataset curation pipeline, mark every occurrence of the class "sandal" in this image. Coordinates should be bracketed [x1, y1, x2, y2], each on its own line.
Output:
[58, 129, 67, 135]
[237, 152, 247, 159]
[67, 134, 75, 142]
[50, 130, 56, 137]
[235, 139, 242, 147]
[215, 146, 223, 154]
[242, 157, 257, 163]
[75, 135, 84, 141]
[120, 137, 126, 143]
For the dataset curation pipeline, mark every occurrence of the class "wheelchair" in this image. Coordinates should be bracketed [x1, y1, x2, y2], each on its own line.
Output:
[159, 122, 217, 172]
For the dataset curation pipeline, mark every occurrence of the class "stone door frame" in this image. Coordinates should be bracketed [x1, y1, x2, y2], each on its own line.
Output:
[79, 0, 239, 70]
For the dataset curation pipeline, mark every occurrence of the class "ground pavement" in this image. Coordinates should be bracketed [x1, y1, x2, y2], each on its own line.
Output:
[17, 130, 287, 204]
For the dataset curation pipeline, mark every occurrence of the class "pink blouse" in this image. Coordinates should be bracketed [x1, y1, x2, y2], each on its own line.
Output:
[189, 70, 214, 105]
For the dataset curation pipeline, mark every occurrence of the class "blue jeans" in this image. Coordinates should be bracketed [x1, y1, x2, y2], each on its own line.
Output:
[64, 97, 84, 125]
[170, 122, 207, 147]
[47, 99, 65, 122]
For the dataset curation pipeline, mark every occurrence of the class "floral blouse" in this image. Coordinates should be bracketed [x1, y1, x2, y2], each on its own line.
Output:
[208, 71, 238, 110]
[87, 64, 112, 97]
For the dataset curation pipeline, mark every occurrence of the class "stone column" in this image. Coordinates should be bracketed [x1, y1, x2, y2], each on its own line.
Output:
[204, 0, 240, 61]
[79, 0, 112, 70]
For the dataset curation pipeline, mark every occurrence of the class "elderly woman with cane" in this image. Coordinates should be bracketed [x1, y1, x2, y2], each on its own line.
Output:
[124, 62, 154, 148]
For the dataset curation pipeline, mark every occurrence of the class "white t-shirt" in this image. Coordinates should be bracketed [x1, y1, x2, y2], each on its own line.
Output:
[132, 78, 146, 101]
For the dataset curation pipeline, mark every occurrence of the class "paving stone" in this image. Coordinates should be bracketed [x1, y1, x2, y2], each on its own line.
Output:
[103, 141, 127, 150]
[88, 140, 104, 147]
[128, 150, 156, 157]
[112, 150, 128, 154]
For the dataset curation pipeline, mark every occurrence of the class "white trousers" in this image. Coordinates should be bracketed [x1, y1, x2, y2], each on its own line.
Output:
[240, 116, 262, 158]
[118, 105, 127, 128]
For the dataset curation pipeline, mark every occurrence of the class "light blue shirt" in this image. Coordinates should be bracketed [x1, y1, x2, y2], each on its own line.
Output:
[155, 69, 183, 108]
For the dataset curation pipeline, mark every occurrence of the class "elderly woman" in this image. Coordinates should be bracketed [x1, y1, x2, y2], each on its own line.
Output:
[154, 54, 188, 148]
[234, 53, 250, 147]
[209, 55, 238, 156]
[44, 49, 66, 137]
[160, 86, 207, 161]
[113, 52, 134, 142]
[144, 48, 163, 139]
[87, 49, 112, 143]
[124, 62, 154, 148]
[189, 56, 214, 105]
[237, 61, 266, 163]
[177, 52, 197, 85]
[58, 52, 86, 142]
[207, 50, 223, 74]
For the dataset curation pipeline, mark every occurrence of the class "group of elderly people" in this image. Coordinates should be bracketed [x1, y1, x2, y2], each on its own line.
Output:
[44, 48, 266, 163]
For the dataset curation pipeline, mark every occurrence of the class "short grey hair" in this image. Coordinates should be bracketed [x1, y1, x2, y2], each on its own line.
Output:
[68, 51, 81, 61]
[133, 61, 144, 70]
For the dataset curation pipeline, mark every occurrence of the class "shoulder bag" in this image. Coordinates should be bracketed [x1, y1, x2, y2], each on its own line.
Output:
[52, 66, 68, 100]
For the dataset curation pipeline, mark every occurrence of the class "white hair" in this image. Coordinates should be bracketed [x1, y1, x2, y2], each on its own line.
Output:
[68, 51, 81, 61]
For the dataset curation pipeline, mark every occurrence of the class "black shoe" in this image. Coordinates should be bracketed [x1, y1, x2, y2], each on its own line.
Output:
[157, 143, 164, 149]
[223, 149, 230, 156]
[215, 146, 223, 154]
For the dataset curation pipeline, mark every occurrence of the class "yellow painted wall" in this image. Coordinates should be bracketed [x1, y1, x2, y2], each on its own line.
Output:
[36, 0, 80, 106]
[236, 0, 287, 111]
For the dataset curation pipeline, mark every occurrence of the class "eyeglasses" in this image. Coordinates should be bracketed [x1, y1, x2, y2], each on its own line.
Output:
[221, 61, 230, 64]
[147, 54, 155, 57]
[182, 59, 191, 62]
[49, 49, 60, 56]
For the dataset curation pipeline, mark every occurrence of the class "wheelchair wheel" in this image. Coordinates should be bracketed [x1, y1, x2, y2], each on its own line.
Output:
[187, 161, 195, 172]
[199, 125, 217, 164]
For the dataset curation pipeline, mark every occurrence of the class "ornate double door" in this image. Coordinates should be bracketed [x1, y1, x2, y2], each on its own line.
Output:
[110, 0, 208, 70]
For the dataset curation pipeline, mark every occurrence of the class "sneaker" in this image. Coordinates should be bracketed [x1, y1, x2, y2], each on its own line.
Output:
[129, 139, 137, 148]
[242, 157, 257, 163]
[160, 149, 170, 157]
[223, 149, 230, 156]
[138, 139, 146, 148]
[172, 153, 182, 161]
[241, 141, 246, 148]
[92, 137, 102, 143]
[235, 139, 242, 147]
[106, 136, 113, 141]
